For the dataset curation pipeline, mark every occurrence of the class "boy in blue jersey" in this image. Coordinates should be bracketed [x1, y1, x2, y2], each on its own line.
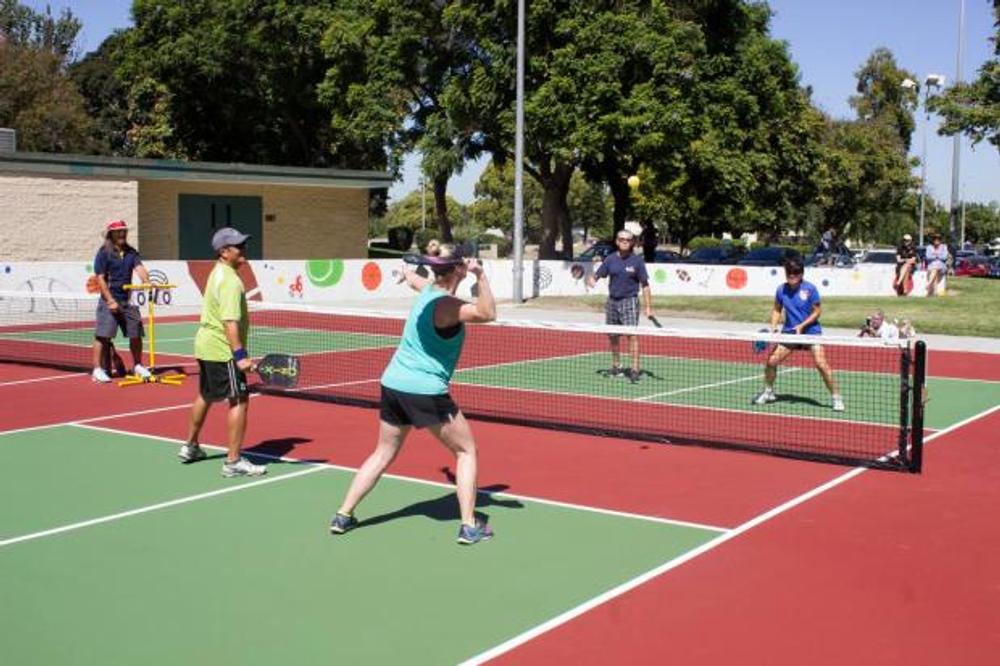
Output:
[330, 246, 497, 545]
[753, 258, 845, 411]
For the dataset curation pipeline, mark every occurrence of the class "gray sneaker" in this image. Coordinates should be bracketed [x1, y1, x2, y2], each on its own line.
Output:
[221, 457, 267, 477]
[177, 443, 207, 464]
[457, 521, 494, 545]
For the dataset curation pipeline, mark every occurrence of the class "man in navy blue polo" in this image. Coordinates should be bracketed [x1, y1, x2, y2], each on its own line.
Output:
[92, 219, 151, 383]
[753, 258, 844, 411]
[587, 230, 654, 382]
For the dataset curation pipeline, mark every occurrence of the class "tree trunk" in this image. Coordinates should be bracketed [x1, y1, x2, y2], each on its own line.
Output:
[538, 162, 574, 259]
[432, 175, 454, 243]
[609, 174, 631, 235]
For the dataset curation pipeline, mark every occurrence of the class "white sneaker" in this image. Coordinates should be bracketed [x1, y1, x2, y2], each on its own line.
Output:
[832, 395, 846, 412]
[178, 443, 207, 464]
[92, 367, 111, 383]
[752, 388, 776, 405]
[221, 457, 267, 478]
[133, 364, 152, 379]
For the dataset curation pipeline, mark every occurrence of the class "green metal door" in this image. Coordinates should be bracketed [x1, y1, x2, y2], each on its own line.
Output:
[178, 194, 263, 259]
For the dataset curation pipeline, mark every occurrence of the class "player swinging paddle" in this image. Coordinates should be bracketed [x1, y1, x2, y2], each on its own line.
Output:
[330, 245, 497, 545]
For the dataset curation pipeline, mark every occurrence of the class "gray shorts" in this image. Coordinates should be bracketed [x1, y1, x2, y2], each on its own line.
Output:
[95, 300, 143, 339]
[605, 296, 640, 328]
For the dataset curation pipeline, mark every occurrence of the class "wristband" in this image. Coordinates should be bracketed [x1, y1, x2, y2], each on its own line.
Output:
[233, 347, 248, 362]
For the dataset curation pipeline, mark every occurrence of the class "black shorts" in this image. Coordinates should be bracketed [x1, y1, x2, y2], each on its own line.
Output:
[776, 342, 818, 353]
[379, 385, 459, 428]
[198, 359, 249, 403]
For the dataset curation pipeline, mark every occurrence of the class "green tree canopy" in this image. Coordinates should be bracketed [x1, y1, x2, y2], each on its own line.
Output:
[849, 47, 919, 150]
[70, 31, 131, 154]
[0, 1, 94, 152]
[122, 0, 350, 166]
[929, 1, 1000, 152]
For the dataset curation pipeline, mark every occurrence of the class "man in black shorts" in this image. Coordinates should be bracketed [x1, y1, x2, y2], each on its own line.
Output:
[178, 227, 265, 477]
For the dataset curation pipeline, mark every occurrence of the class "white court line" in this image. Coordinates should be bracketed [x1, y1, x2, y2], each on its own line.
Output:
[634, 368, 802, 402]
[0, 372, 87, 387]
[457, 402, 1000, 665]
[0, 465, 325, 547]
[73, 422, 728, 534]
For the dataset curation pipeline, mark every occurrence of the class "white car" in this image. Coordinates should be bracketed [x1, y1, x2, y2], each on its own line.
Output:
[858, 249, 898, 265]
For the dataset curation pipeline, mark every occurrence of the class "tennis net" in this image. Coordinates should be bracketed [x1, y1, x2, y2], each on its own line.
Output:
[0, 290, 198, 373]
[244, 300, 925, 472]
[0, 290, 925, 471]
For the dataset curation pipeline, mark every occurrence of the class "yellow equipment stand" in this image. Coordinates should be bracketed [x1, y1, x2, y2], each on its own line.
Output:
[118, 284, 186, 387]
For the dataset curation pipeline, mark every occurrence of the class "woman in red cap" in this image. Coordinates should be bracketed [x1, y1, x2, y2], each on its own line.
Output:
[92, 220, 151, 382]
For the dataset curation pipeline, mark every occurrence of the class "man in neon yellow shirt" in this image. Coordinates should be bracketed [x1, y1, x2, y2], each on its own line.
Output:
[178, 227, 265, 477]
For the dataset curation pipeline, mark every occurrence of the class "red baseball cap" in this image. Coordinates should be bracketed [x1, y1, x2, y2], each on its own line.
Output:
[105, 220, 128, 234]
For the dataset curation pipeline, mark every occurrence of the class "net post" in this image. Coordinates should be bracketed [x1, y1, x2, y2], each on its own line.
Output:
[897, 343, 912, 469]
[909, 340, 927, 473]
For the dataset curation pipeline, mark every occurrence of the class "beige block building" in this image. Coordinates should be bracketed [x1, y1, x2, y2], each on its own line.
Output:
[0, 152, 391, 261]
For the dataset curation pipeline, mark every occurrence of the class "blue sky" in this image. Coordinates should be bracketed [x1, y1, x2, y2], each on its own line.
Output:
[34, 0, 1000, 206]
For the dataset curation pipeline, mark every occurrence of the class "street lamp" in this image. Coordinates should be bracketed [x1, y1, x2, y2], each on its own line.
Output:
[916, 74, 946, 247]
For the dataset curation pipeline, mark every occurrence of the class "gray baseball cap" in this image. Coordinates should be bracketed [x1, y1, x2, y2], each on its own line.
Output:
[211, 227, 251, 252]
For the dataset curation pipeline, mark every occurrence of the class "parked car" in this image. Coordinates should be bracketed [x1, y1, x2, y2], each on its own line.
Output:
[858, 249, 898, 265]
[575, 240, 615, 262]
[805, 247, 855, 267]
[574, 241, 681, 264]
[953, 255, 992, 278]
[683, 245, 746, 265]
[651, 249, 683, 263]
[737, 246, 802, 266]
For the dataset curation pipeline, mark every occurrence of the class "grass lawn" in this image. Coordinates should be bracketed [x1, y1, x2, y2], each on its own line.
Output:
[529, 276, 1000, 338]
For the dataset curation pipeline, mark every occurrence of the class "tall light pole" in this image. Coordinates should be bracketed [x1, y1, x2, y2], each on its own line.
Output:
[915, 74, 945, 247]
[948, 0, 966, 250]
[511, 0, 526, 303]
[420, 175, 427, 231]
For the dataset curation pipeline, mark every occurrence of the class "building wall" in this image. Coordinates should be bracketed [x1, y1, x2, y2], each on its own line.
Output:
[0, 174, 138, 261]
[138, 180, 368, 259]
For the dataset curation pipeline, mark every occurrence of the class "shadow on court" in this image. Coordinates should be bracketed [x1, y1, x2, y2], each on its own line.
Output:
[243, 437, 322, 465]
[772, 394, 828, 408]
[357, 469, 524, 530]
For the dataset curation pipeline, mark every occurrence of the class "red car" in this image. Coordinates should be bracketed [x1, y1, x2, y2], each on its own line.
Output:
[953, 255, 992, 277]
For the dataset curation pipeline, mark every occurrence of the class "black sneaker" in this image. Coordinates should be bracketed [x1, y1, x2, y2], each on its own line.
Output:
[329, 512, 358, 535]
[628, 369, 641, 383]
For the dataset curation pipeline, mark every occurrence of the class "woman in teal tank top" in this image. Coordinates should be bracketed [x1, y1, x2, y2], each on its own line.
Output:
[330, 248, 497, 545]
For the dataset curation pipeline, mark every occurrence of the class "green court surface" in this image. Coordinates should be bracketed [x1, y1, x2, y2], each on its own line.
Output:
[0, 322, 399, 358]
[454, 352, 1000, 430]
[0, 425, 722, 665]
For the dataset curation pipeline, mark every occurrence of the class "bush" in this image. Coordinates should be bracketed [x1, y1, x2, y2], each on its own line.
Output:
[481, 233, 512, 258]
[687, 236, 722, 252]
[387, 226, 415, 251]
